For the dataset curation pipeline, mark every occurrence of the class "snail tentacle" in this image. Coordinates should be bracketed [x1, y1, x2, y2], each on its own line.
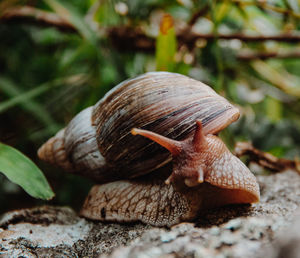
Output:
[131, 128, 182, 155]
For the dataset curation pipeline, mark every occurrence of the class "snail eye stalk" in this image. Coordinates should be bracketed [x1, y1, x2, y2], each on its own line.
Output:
[131, 128, 182, 156]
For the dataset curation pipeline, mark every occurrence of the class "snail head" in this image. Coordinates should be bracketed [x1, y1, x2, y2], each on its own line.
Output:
[131, 120, 226, 188]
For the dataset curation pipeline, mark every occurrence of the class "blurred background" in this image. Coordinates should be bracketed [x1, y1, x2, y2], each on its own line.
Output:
[0, 0, 300, 214]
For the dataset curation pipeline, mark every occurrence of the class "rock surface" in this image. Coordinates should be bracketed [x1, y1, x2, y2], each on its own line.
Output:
[1, 170, 300, 257]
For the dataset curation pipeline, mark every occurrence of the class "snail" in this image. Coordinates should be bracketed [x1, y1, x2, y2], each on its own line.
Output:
[38, 72, 260, 227]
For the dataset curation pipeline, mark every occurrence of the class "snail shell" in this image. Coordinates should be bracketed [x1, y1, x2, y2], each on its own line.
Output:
[39, 72, 260, 226]
[38, 72, 240, 183]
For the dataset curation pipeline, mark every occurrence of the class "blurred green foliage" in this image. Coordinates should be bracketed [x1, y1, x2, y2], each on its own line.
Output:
[0, 0, 300, 212]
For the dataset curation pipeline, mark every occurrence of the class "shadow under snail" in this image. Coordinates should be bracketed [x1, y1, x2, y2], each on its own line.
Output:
[38, 72, 260, 227]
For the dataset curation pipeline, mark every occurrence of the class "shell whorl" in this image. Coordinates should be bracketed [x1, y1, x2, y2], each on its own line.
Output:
[38, 107, 108, 180]
[37, 129, 74, 172]
[92, 72, 240, 180]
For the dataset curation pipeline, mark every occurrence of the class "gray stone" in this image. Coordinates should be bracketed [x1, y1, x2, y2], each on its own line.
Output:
[262, 207, 300, 258]
[1, 170, 300, 257]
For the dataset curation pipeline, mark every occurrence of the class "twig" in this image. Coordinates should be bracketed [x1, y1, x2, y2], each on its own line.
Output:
[107, 26, 155, 51]
[0, 6, 76, 32]
[2, 6, 300, 50]
[109, 26, 300, 52]
[234, 141, 300, 173]
[188, 5, 209, 26]
[108, 27, 300, 54]
[183, 31, 300, 43]
[237, 50, 300, 60]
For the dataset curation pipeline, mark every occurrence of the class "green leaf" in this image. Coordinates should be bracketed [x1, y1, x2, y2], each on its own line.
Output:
[265, 96, 282, 122]
[44, 0, 97, 46]
[267, 145, 287, 157]
[156, 14, 177, 72]
[252, 60, 300, 98]
[215, 1, 231, 24]
[0, 78, 50, 113]
[0, 75, 88, 134]
[0, 143, 55, 200]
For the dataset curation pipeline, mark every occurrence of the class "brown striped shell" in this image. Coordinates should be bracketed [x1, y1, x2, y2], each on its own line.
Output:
[38, 72, 240, 183]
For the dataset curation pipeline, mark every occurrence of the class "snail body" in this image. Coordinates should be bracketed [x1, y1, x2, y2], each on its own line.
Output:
[38, 72, 260, 226]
